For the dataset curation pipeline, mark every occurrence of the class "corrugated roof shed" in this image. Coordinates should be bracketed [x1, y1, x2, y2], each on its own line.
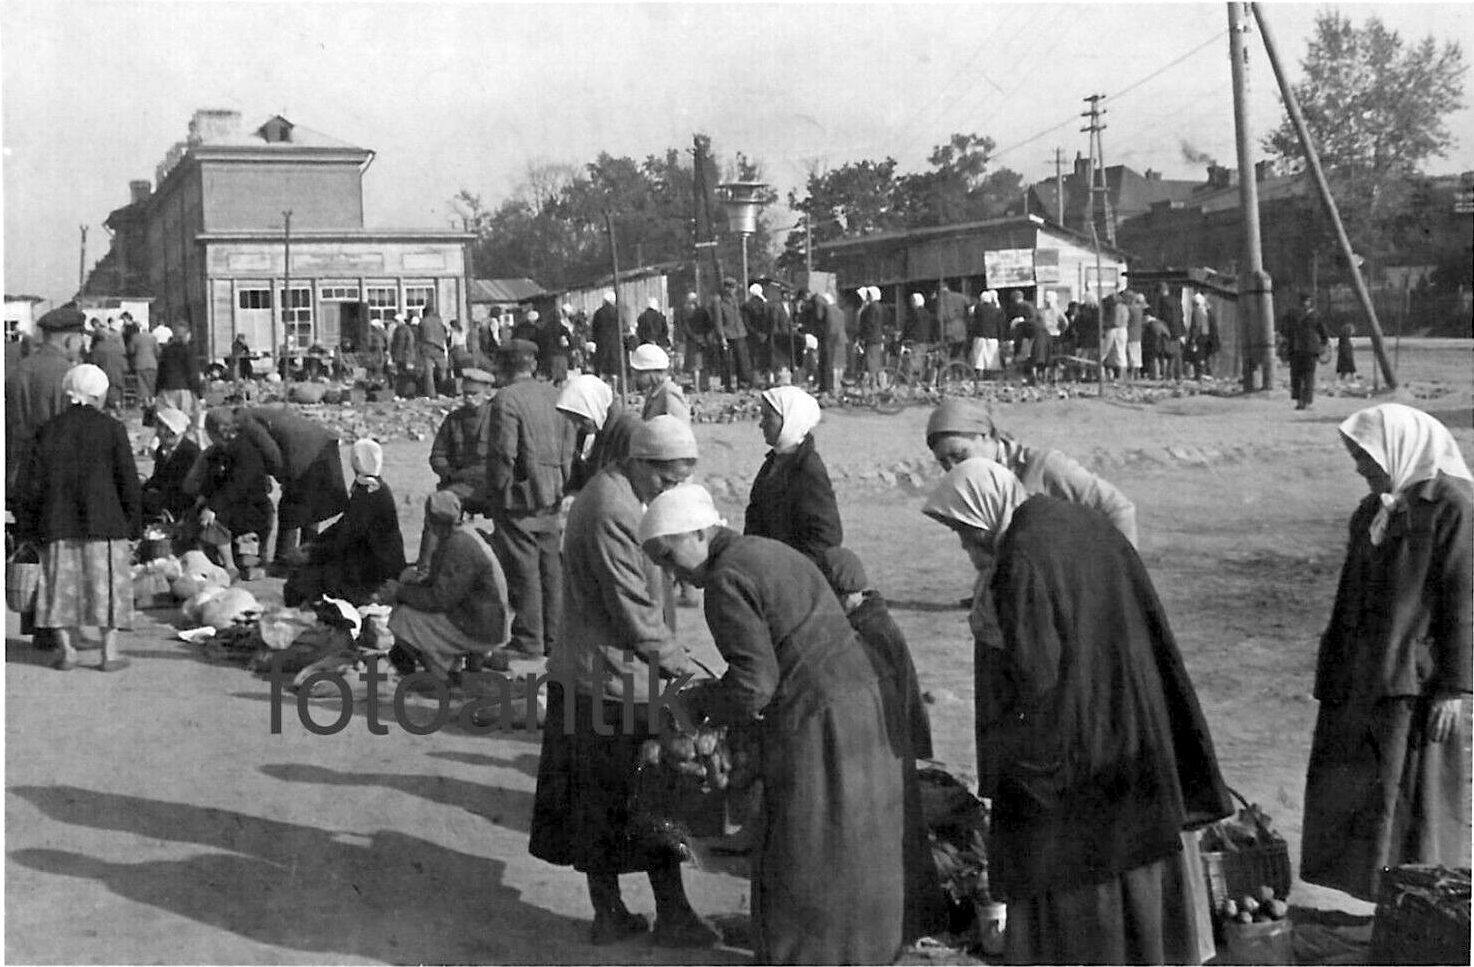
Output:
[468, 278, 546, 303]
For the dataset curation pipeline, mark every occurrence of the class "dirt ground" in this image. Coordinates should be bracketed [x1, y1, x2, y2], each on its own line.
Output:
[6, 342, 1472, 964]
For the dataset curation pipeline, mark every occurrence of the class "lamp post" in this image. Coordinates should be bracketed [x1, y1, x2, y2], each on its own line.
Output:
[718, 180, 770, 290]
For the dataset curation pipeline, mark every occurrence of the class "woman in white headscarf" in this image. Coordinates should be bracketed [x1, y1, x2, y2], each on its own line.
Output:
[557, 373, 641, 493]
[281, 438, 406, 607]
[15, 364, 142, 671]
[1302, 403, 1473, 901]
[923, 457, 1230, 965]
[140, 405, 202, 522]
[744, 386, 843, 568]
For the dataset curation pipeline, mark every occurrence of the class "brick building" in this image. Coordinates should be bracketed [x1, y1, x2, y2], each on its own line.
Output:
[81, 109, 473, 362]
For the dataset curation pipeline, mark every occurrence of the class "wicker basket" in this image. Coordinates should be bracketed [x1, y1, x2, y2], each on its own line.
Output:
[5, 543, 40, 614]
[1199, 789, 1293, 910]
[1370, 864, 1471, 966]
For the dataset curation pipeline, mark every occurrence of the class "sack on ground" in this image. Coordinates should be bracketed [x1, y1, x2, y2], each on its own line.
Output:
[258, 605, 321, 650]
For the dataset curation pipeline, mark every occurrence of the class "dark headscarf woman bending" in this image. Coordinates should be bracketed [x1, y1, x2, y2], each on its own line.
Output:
[924, 458, 1230, 965]
[1301, 403, 1472, 901]
[640, 484, 904, 964]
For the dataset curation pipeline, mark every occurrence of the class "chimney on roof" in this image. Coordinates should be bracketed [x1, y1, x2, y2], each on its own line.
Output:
[1145, 169, 1161, 182]
[1073, 152, 1090, 181]
[1207, 164, 1233, 189]
[129, 180, 152, 205]
[188, 109, 242, 145]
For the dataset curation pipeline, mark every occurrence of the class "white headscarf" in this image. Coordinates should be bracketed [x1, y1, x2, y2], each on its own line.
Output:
[922, 457, 1029, 539]
[1340, 403, 1472, 545]
[556, 374, 614, 430]
[748, 283, 764, 299]
[761, 385, 822, 454]
[351, 438, 384, 491]
[63, 363, 109, 406]
[638, 482, 726, 543]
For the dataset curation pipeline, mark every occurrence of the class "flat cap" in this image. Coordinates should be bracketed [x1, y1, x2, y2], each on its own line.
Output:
[497, 338, 540, 356]
[461, 367, 495, 386]
[37, 306, 87, 332]
[426, 489, 463, 522]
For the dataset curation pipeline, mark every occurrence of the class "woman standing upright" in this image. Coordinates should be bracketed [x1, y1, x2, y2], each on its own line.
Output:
[1302, 403, 1472, 901]
[16, 364, 142, 671]
[744, 386, 843, 569]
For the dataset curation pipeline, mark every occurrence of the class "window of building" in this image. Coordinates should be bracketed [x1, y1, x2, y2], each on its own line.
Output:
[365, 285, 398, 322]
[238, 287, 273, 310]
[279, 285, 314, 348]
[319, 283, 361, 301]
[403, 284, 435, 317]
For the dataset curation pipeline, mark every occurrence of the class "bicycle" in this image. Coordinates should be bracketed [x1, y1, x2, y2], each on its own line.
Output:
[889, 343, 975, 404]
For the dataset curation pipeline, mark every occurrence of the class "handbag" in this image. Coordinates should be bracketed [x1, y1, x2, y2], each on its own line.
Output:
[6, 542, 41, 614]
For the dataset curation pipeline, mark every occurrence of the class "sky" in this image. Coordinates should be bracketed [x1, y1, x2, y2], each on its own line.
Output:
[4, 1, 1473, 305]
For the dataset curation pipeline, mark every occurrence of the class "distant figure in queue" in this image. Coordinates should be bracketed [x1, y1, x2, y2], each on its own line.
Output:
[1300, 403, 1471, 902]
[639, 483, 905, 964]
[1278, 293, 1328, 410]
[744, 386, 844, 570]
[923, 458, 1231, 965]
[418, 301, 448, 399]
[591, 291, 623, 387]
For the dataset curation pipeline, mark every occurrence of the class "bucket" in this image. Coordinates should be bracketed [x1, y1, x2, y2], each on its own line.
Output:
[974, 900, 1007, 957]
[1222, 918, 1294, 965]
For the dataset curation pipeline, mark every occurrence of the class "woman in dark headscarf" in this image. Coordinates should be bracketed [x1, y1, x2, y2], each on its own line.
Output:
[744, 385, 843, 568]
[16, 364, 141, 671]
[281, 438, 407, 606]
[1301, 404, 1472, 901]
[923, 458, 1230, 965]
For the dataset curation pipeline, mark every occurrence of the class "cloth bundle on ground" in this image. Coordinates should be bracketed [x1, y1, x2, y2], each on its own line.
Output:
[170, 550, 232, 600]
[182, 585, 262, 630]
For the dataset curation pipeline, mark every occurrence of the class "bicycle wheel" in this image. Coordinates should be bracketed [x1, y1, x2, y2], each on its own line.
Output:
[871, 366, 910, 414]
[936, 360, 976, 397]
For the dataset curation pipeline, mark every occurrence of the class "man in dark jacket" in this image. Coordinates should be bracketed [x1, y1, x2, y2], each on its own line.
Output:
[1279, 293, 1330, 410]
[715, 278, 750, 391]
[537, 309, 576, 384]
[591, 292, 623, 386]
[743, 283, 773, 385]
[418, 302, 448, 399]
[677, 292, 713, 392]
[635, 298, 671, 350]
[6, 306, 85, 497]
[811, 292, 848, 394]
[233, 405, 348, 560]
[418, 368, 495, 567]
[485, 340, 575, 657]
[156, 324, 202, 415]
[126, 315, 159, 409]
[88, 322, 129, 411]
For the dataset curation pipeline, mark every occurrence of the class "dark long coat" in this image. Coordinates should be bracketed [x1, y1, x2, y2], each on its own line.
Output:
[284, 480, 406, 607]
[743, 433, 844, 569]
[698, 529, 904, 965]
[16, 405, 142, 544]
[1301, 473, 1473, 900]
[981, 495, 1231, 901]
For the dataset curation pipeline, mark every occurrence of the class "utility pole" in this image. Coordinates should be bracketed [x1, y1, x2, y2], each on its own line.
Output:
[1080, 95, 1116, 245]
[1228, 3, 1277, 391]
[604, 210, 628, 399]
[1054, 147, 1065, 225]
[78, 225, 88, 289]
[804, 215, 813, 274]
[1250, 2, 1396, 389]
[1081, 96, 1110, 392]
[280, 210, 292, 380]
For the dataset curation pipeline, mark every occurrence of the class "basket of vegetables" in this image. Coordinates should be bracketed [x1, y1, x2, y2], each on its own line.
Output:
[1199, 788, 1293, 914]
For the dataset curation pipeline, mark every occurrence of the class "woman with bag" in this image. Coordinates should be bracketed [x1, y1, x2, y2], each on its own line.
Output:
[15, 364, 142, 671]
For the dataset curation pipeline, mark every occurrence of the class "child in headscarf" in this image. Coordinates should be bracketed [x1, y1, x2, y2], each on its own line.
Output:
[744, 386, 843, 568]
[281, 438, 407, 606]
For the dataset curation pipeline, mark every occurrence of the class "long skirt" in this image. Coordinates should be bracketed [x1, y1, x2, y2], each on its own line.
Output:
[388, 606, 499, 677]
[755, 682, 905, 964]
[1301, 696, 1471, 902]
[1004, 850, 1201, 965]
[528, 686, 660, 875]
[278, 444, 349, 531]
[35, 538, 134, 630]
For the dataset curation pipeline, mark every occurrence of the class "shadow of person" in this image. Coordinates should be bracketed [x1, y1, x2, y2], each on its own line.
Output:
[427, 749, 542, 776]
[8, 784, 597, 963]
[885, 598, 966, 614]
[259, 763, 535, 834]
[5, 636, 64, 667]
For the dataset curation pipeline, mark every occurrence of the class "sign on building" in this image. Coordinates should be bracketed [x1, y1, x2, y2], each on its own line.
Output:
[983, 248, 1036, 287]
[1084, 265, 1121, 294]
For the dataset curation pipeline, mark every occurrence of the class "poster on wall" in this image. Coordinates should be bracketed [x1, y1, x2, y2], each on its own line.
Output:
[983, 248, 1036, 287]
[1084, 265, 1121, 295]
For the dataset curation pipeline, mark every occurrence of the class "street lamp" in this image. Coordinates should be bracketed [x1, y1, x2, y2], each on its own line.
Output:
[718, 180, 770, 290]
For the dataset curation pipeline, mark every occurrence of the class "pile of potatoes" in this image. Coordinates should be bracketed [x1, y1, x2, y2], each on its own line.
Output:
[637, 724, 759, 793]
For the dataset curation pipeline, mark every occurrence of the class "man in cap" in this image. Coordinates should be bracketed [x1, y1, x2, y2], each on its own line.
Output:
[414, 367, 499, 568]
[88, 317, 130, 412]
[6, 305, 87, 497]
[382, 489, 512, 681]
[390, 311, 419, 394]
[767, 286, 796, 381]
[677, 292, 713, 393]
[591, 291, 623, 387]
[635, 298, 671, 350]
[630, 345, 689, 424]
[528, 415, 718, 947]
[485, 338, 575, 657]
[418, 300, 449, 399]
[715, 277, 750, 391]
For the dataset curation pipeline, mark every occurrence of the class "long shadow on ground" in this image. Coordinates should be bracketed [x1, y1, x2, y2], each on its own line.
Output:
[259, 763, 535, 833]
[9, 784, 747, 964]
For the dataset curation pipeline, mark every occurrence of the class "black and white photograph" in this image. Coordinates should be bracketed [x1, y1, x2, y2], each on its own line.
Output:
[4, 1, 1472, 964]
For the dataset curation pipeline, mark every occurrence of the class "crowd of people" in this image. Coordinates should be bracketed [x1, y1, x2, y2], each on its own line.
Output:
[4, 288, 1466, 964]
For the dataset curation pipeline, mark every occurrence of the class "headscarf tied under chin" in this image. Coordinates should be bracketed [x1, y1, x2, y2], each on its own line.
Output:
[556, 374, 614, 430]
[1339, 403, 1473, 546]
[761, 385, 822, 454]
[922, 457, 1029, 541]
[351, 438, 385, 492]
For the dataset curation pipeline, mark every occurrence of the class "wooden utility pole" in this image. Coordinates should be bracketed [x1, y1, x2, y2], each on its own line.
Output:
[1082, 96, 1109, 393]
[1228, 3, 1276, 391]
[78, 225, 88, 289]
[1055, 148, 1065, 224]
[280, 210, 292, 380]
[604, 210, 628, 399]
[1250, 2, 1397, 389]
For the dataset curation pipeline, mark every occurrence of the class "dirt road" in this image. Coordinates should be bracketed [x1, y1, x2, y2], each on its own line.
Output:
[7, 346, 1471, 963]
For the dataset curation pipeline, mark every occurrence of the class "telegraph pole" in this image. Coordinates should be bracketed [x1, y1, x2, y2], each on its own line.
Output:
[78, 225, 88, 289]
[1250, 2, 1396, 389]
[1081, 95, 1109, 391]
[1228, 3, 1276, 391]
[1054, 148, 1065, 224]
[604, 210, 628, 399]
[280, 210, 292, 380]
